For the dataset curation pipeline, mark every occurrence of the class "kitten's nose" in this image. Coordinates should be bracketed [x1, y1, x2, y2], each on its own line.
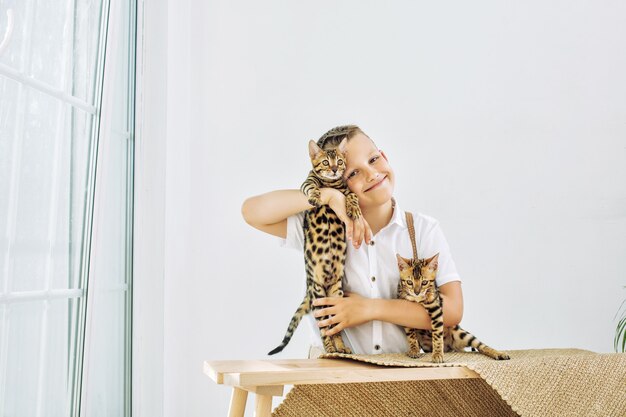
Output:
[332, 167, 338, 173]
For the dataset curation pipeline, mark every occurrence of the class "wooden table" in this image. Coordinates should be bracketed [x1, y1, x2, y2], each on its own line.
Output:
[204, 358, 479, 417]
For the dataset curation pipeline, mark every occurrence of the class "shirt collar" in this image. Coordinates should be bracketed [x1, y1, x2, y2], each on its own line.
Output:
[374, 198, 406, 236]
[389, 198, 406, 229]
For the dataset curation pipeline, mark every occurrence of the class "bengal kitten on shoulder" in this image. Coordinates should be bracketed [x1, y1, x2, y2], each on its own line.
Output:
[396, 253, 510, 363]
[268, 138, 360, 355]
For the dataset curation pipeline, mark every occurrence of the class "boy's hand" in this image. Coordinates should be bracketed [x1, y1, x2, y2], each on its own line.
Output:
[312, 293, 373, 336]
[320, 188, 372, 249]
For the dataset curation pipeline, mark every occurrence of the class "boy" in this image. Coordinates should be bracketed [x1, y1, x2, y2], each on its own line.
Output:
[242, 125, 463, 355]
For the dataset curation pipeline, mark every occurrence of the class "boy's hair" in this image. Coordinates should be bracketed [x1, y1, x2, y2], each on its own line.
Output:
[317, 125, 368, 150]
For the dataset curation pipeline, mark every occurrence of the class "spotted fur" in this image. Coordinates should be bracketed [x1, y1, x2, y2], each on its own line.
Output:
[268, 138, 360, 355]
[396, 254, 510, 363]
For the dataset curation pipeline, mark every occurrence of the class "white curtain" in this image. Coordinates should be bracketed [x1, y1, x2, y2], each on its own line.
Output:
[0, 0, 135, 416]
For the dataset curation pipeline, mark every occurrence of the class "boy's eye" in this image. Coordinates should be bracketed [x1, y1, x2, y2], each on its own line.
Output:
[322, 161, 329, 166]
[346, 170, 357, 179]
[369, 156, 379, 164]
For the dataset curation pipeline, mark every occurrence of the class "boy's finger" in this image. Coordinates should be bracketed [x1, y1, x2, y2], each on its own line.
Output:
[313, 297, 339, 307]
[365, 227, 372, 245]
[314, 308, 332, 318]
[357, 226, 363, 247]
[352, 221, 362, 248]
[356, 219, 366, 248]
[361, 218, 372, 245]
[313, 298, 327, 307]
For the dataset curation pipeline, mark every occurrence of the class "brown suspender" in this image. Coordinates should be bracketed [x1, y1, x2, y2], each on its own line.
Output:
[405, 211, 418, 260]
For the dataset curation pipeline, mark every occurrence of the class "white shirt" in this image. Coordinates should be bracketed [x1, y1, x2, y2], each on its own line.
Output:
[280, 201, 461, 354]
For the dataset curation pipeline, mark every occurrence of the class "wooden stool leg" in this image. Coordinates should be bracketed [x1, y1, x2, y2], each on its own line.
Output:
[228, 387, 248, 417]
[254, 394, 273, 417]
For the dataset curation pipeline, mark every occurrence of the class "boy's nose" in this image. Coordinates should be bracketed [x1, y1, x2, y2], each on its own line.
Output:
[366, 169, 379, 182]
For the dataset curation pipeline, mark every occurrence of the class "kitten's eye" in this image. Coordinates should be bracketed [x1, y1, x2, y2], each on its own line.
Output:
[322, 161, 329, 166]
[422, 280, 428, 285]
[407, 280, 413, 286]
[338, 160, 343, 165]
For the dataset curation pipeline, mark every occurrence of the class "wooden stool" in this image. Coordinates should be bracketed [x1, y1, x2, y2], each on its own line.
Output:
[204, 358, 479, 417]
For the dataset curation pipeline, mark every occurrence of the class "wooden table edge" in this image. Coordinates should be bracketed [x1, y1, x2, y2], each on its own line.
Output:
[204, 359, 480, 387]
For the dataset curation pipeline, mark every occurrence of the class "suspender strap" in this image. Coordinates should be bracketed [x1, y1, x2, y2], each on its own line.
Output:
[405, 211, 418, 260]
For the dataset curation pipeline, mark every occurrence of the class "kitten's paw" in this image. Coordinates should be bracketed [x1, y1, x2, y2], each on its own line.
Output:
[345, 195, 362, 219]
[336, 346, 352, 354]
[346, 206, 361, 220]
[406, 350, 421, 359]
[431, 353, 444, 363]
[495, 352, 510, 360]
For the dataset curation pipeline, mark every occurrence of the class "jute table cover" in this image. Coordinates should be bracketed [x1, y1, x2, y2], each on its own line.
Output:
[272, 349, 626, 417]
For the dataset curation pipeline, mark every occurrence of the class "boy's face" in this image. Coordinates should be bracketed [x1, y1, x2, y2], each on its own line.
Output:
[343, 133, 395, 208]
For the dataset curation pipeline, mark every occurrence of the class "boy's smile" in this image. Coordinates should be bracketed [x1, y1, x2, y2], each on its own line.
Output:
[364, 174, 388, 192]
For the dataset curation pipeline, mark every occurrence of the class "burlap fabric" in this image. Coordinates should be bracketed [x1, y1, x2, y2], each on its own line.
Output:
[272, 349, 626, 417]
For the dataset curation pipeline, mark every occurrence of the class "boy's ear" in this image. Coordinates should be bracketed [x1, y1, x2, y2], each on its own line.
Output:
[309, 140, 323, 159]
[338, 137, 348, 154]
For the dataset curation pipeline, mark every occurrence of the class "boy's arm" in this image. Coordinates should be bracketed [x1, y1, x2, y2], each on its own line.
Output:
[372, 281, 464, 329]
[242, 188, 372, 245]
[314, 281, 464, 335]
[241, 189, 312, 238]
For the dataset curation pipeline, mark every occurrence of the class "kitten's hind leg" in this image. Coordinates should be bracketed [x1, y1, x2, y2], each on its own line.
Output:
[315, 301, 338, 353]
[321, 333, 336, 353]
[322, 276, 351, 354]
[330, 333, 352, 354]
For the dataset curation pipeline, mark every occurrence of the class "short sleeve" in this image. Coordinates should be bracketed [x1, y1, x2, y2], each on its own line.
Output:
[279, 212, 305, 252]
[421, 222, 461, 286]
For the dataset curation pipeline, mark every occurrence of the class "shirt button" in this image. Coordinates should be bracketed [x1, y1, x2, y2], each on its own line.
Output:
[370, 240, 375, 246]
[374, 344, 381, 351]
[371, 276, 376, 282]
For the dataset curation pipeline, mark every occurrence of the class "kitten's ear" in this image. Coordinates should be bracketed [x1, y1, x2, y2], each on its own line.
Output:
[338, 137, 348, 154]
[308, 140, 323, 159]
[425, 253, 439, 271]
[396, 254, 411, 270]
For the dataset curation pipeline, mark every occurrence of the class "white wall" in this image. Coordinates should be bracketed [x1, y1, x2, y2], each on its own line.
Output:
[138, 1, 626, 416]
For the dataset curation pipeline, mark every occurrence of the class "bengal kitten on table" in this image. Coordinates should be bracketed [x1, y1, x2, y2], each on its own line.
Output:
[268, 138, 360, 355]
[396, 253, 510, 363]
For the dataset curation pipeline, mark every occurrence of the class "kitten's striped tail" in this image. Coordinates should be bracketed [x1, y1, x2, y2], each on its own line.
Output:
[268, 293, 311, 355]
[457, 325, 510, 360]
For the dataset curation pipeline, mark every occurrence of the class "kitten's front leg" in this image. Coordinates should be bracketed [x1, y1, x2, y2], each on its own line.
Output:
[304, 187, 322, 207]
[405, 327, 422, 358]
[431, 330, 445, 363]
[301, 173, 323, 207]
[430, 308, 445, 363]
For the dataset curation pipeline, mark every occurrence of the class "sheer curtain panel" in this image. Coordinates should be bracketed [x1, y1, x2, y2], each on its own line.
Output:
[0, 0, 135, 416]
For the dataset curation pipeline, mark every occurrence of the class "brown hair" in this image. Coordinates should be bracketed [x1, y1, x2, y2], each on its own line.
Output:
[316, 125, 367, 150]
